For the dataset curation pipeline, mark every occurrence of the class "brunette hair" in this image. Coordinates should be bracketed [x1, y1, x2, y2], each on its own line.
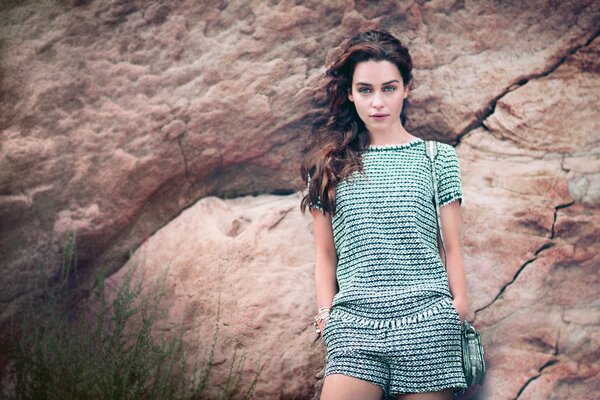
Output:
[300, 29, 414, 216]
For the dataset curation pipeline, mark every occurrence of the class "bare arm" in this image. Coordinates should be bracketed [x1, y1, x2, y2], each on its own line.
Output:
[311, 208, 338, 331]
[437, 200, 470, 321]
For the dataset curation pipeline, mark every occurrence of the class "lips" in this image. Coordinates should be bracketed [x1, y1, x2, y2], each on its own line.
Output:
[370, 113, 389, 120]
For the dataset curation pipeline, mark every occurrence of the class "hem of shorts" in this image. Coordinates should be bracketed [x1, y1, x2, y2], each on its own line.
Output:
[324, 369, 388, 398]
[389, 383, 468, 398]
[332, 297, 451, 329]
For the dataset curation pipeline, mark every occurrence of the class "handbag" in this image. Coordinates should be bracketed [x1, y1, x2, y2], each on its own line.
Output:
[425, 140, 487, 387]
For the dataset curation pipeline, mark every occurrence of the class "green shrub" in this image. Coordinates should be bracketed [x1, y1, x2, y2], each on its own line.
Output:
[1, 232, 263, 399]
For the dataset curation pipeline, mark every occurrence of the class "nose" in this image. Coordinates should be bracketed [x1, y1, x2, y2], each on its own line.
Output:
[371, 91, 384, 109]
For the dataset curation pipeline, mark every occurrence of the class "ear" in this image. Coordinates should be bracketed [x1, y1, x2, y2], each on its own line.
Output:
[348, 89, 354, 103]
[404, 80, 413, 98]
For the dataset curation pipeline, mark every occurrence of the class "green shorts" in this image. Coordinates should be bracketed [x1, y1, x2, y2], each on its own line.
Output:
[322, 296, 468, 400]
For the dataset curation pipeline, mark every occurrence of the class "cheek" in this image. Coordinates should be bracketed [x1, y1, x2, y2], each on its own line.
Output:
[387, 95, 403, 109]
[353, 98, 369, 114]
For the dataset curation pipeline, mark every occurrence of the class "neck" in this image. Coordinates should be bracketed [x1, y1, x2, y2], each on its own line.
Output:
[367, 120, 416, 145]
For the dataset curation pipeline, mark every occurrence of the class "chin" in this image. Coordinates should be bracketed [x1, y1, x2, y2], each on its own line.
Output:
[366, 122, 390, 131]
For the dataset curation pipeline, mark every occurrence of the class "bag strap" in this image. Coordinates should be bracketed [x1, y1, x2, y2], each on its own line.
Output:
[425, 140, 447, 266]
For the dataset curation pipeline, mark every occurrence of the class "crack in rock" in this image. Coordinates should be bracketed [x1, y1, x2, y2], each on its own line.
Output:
[514, 334, 560, 399]
[476, 256, 538, 314]
[514, 357, 560, 400]
[176, 133, 192, 185]
[454, 27, 600, 147]
[266, 206, 295, 231]
[476, 201, 576, 314]
[551, 201, 576, 240]
[560, 154, 569, 173]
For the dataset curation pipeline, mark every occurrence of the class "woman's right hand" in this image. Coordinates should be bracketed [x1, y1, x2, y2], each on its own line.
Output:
[319, 318, 328, 338]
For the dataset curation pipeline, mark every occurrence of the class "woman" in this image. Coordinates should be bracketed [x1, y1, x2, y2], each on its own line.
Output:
[300, 29, 471, 400]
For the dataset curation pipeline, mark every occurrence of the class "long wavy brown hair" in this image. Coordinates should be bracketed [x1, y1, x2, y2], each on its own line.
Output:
[300, 29, 414, 216]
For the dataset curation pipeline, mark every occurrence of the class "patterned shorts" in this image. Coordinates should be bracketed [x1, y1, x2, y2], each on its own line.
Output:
[322, 297, 468, 400]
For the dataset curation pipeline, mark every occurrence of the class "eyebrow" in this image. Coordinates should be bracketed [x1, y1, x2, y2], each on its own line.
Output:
[355, 79, 400, 86]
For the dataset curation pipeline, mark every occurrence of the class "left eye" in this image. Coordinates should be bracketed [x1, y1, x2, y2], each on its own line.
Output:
[384, 86, 396, 92]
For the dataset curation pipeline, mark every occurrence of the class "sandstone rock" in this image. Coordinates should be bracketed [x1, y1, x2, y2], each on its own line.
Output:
[1, 0, 599, 398]
[105, 193, 325, 399]
[455, 36, 600, 400]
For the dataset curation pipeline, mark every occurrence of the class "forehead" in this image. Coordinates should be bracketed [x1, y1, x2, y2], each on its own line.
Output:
[352, 60, 401, 84]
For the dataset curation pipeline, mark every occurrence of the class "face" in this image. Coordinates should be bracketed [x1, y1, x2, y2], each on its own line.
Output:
[348, 60, 409, 132]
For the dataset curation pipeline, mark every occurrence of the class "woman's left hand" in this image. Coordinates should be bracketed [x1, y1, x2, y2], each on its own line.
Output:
[452, 297, 471, 325]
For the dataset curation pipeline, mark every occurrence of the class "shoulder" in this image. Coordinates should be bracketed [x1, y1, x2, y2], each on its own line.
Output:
[433, 141, 459, 164]
[435, 141, 457, 154]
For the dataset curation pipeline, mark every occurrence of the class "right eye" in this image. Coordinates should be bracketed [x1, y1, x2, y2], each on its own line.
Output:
[358, 87, 371, 94]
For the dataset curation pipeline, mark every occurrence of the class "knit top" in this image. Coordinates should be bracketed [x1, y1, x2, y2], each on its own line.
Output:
[307, 137, 464, 328]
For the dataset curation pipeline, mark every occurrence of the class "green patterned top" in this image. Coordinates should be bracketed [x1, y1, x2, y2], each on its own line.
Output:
[307, 137, 464, 328]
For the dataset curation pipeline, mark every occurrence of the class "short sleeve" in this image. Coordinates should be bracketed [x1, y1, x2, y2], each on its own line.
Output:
[306, 173, 323, 211]
[435, 143, 464, 208]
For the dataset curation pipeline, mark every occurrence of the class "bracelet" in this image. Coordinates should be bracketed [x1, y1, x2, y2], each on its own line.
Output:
[316, 307, 331, 316]
[315, 307, 331, 321]
[313, 307, 332, 334]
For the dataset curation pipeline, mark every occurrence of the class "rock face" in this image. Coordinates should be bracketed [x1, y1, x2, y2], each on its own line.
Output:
[106, 193, 324, 399]
[1, 0, 599, 399]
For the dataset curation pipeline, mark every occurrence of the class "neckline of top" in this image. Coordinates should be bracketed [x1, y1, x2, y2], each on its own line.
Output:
[366, 137, 424, 151]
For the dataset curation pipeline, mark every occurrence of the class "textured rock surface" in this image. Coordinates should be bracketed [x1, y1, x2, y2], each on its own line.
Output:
[105, 193, 324, 399]
[1, 0, 599, 398]
[456, 36, 600, 399]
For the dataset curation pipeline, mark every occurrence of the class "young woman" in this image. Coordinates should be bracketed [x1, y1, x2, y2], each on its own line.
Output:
[300, 30, 470, 400]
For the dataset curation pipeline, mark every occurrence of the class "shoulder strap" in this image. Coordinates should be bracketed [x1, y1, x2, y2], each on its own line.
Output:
[425, 140, 447, 266]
